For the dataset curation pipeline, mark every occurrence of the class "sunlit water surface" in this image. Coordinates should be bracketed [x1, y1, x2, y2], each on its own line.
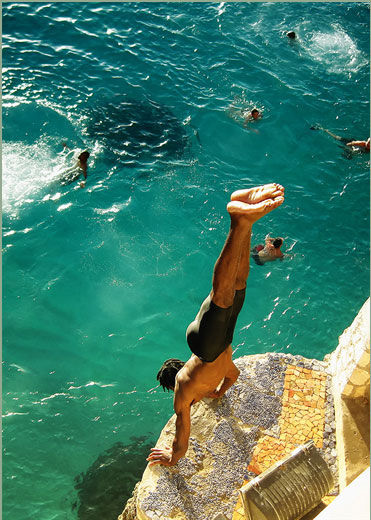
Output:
[2, 3, 369, 519]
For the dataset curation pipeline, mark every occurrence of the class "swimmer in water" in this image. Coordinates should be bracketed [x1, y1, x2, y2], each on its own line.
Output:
[60, 142, 90, 188]
[286, 31, 296, 40]
[243, 108, 262, 128]
[345, 137, 370, 152]
[310, 126, 370, 156]
[252, 235, 284, 266]
[146, 184, 285, 467]
[228, 103, 262, 133]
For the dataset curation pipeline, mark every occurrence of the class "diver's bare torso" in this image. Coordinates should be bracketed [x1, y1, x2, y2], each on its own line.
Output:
[175, 346, 237, 405]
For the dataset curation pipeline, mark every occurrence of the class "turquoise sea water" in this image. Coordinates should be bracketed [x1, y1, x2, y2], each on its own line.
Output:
[2, 2, 370, 519]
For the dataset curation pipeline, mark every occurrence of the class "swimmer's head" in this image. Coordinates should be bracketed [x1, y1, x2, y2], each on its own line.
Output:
[78, 150, 90, 162]
[251, 109, 260, 120]
[273, 238, 283, 248]
[157, 358, 185, 391]
[286, 31, 296, 39]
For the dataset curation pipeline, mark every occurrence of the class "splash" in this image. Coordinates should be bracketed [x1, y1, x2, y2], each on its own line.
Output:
[2, 100, 97, 216]
[306, 25, 368, 75]
[2, 140, 61, 216]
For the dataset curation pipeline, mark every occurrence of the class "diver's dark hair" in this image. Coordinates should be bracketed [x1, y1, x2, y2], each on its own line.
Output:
[273, 238, 283, 248]
[157, 358, 185, 391]
[251, 108, 259, 115]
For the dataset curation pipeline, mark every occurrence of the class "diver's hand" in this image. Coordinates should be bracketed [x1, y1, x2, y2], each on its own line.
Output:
[147, 447, 177, 467]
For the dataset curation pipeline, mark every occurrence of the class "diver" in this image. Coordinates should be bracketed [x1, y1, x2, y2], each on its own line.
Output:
[146, 184, 285, 467]
[252, 235, 284, 266]
[60, 142, 90, 188]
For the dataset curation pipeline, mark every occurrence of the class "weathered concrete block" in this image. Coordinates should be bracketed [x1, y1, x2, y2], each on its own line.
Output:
[349, 368, 370, 387]
[357, 351, 370, 370]
[330, 299, 370, 396]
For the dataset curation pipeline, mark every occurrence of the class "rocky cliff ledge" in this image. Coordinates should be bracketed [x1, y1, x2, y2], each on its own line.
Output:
[119, 354, 337, 520]
[119, 299, 369, 520]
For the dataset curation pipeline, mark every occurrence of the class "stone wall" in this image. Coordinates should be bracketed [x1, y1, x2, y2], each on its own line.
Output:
[326, 298, 370, 490]
[328, 299, 370, 399]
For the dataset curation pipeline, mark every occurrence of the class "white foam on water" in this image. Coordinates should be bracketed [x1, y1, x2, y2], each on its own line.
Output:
[305, 25, 368, 75]
[2, 140, 62, 216]
[2, 137, 102, 217]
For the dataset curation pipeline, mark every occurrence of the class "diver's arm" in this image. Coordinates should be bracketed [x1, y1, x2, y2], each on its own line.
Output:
[147, 390, 191, 466]
[147, 406, 191, 466]
[214, 362, 240, 398]
[170, 406, 191, 463]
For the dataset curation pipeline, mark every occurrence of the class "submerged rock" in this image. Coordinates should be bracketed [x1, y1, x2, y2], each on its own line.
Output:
[73, 437, 152, 520]
[85, 97, 189, 165]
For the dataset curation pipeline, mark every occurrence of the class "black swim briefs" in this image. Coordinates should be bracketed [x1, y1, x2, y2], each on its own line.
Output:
[186, 288, 246, 362]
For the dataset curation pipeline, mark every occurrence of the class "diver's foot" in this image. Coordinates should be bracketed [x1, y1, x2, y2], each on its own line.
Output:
[227, 196, 284, 223]
[230, 184, 284, 204]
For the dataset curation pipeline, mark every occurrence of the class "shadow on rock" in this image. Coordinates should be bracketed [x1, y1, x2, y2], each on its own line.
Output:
[85, 97, 189, 165]
[73, 437, 152, 520]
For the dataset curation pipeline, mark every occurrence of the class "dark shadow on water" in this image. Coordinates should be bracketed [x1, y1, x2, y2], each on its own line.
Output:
[73, 436, 153, 520]
[85, 96, 190, 166]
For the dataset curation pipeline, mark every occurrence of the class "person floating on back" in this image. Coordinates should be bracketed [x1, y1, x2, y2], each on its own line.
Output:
[310, 126, 370, 156]
[252, 235, 284, 266]
[146, 184, 285, 467]
[60, 142, 90, 188]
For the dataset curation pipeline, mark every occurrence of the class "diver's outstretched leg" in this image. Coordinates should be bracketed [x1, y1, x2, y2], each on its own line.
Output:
[229, 184, 285, 289]
[211, 186, 284, 307]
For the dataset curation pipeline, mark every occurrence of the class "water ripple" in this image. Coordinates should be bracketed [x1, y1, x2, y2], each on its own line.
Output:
[2, 4, 369, 519]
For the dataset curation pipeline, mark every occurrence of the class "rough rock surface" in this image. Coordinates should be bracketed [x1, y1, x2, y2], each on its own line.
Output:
[118, 302, 369, 520]
[120, 352, 335, 520]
